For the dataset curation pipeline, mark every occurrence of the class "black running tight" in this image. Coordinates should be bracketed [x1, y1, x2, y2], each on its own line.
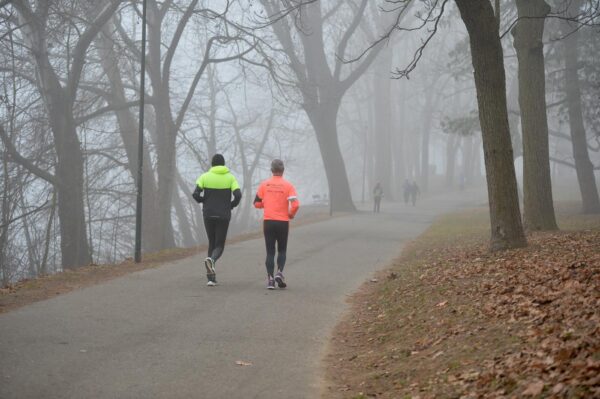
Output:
[263, 220, 289, 276]
[204, 217, 230, 262]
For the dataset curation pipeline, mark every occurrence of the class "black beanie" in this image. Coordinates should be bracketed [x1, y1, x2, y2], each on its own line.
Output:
[211, 154, 225, 166]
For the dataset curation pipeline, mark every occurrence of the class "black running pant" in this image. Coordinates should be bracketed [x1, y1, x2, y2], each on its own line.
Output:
[204, 217, 229, 262]
[263, 220, 289, 277]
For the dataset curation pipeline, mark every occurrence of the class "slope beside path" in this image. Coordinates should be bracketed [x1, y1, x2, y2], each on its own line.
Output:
[0, 190, 484, 399]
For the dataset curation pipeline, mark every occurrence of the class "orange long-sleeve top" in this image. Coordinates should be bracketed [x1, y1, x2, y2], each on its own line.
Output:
[253, 175, 299, 221]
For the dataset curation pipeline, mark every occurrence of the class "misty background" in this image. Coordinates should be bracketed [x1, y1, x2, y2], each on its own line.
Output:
[1, 0, 599, 286]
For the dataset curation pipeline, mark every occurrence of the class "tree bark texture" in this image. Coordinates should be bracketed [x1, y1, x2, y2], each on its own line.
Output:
[561, 2, 600, 214]
[48, 93, 92, 268]
[512, 0, 558, 230]
[455, 0, 527, 250]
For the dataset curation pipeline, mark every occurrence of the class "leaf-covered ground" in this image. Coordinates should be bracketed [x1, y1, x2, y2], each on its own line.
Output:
[324, 207, 600, 398]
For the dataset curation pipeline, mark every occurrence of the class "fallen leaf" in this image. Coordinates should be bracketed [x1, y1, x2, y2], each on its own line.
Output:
[235, 360, 252, 366]
[522, 381, 544, 396]
[551, 383, 564, 394]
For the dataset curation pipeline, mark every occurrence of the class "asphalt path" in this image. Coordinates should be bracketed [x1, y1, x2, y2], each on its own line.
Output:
[0, 190, 485, 399]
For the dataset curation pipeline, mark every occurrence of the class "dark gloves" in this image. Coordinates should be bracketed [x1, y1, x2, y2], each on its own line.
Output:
[192, 186, 203, 203]
[231, 188, 242, 209]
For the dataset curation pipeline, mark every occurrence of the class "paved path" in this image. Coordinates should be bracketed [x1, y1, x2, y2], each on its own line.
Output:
[0, 191, 485, 399]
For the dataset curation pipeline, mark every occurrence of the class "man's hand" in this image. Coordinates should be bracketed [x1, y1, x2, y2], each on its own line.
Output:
[192, 187, 203, 203]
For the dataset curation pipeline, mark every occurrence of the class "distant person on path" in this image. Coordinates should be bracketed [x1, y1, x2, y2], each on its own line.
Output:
[402, 179, 411, 204]
[254, 159, 300, 289]
[192, 154, 242, 286]
[373, 182, 383, 213]
[410, 181, 420, 206]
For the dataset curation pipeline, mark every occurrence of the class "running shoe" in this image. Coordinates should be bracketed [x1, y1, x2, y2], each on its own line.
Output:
[204, 257, 215, 275]
[274, 271, 287, 288]
[206, 272, 217, 286]
[267, 276, 275, 290]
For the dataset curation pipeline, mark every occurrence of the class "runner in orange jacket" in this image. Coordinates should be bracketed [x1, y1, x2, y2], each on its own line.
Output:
[254, 159, 299, 289]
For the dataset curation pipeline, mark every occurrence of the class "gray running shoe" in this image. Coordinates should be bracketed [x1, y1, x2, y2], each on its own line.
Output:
[267, 276, 275, 290]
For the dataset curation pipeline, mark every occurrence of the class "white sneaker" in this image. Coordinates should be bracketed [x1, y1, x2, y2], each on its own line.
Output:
[206, 280, 217, 287]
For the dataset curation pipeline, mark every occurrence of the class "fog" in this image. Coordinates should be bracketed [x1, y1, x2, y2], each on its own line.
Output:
[1, 0, 599, 285]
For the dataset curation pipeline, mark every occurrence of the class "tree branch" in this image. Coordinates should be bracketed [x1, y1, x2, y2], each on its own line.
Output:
[333, 0, 368, 82]
[0, 123, 59, 186]
[162, 0, 199, 86]
[67, 0, 122, 102]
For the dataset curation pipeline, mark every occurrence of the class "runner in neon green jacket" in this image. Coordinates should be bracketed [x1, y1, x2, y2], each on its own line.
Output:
[192, 154, 241, 286]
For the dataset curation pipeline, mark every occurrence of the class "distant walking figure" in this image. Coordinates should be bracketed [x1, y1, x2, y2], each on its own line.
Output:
[254, 159, 300, 289]
[410, 181, 420, 206]
[373, 182, 383, 213]
[192, 154, 242, 286]
[402, 179, 411, 204]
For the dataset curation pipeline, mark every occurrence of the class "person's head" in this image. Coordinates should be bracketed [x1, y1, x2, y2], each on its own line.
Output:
[271, 159, 284, 176]
[211, 153, 225, 167]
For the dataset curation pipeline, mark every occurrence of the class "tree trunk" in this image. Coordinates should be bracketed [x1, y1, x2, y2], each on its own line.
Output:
[561, 3, 600, 214]
[307, 101, 356, 212]
[455, 0, 527, 250]
[462, 135, 474, 184]
[51, 105, 92, 268]
[512, 0, 558, 230]
[373, 47, 393, 199]
[154, 108, 177, 249]
[147, 4, 177, 250]
[420, 93, 434, 193]
[445, 135, 459, 188]
[393, 94, 407, 197]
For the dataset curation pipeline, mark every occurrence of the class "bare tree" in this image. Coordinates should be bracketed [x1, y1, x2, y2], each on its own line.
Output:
[258, 0, 393, 211]
[114, 0, 259, 250]
[4, 0, 122, 268]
